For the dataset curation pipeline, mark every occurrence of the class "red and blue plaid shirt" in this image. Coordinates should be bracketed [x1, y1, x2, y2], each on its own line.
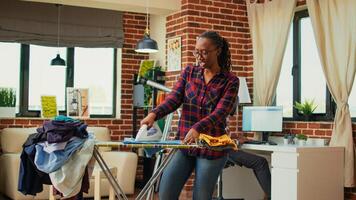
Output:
[152, 65, 239, 159]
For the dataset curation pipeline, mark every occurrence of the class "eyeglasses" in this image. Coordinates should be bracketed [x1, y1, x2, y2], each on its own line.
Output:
[192, 48, 217, 58]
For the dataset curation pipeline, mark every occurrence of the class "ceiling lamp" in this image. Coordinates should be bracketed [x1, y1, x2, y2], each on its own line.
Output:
[135, 0, 158, 53]
[51, 4, 66, 66]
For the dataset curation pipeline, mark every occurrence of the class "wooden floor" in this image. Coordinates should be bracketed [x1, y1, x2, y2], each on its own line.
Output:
[0, 190, 193, 200]
[126, 189, 192, 200]
[72, 190, 192, 200]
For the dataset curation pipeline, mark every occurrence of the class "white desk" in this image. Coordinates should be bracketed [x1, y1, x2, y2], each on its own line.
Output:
[222, 141, 344, 200]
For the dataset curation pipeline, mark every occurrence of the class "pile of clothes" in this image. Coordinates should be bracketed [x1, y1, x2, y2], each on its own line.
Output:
[18, 116, 95, 199]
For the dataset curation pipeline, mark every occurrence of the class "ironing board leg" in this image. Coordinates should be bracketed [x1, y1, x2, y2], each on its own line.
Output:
[93, 146, 128, 200]
[145, 150, 164, 200]
[136, 149, 177, 200]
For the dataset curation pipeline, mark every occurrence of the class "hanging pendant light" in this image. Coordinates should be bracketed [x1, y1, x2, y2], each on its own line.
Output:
[51, 4, 66, 66]
[51, 54, 66, 66]
[135, 0, 158, 53]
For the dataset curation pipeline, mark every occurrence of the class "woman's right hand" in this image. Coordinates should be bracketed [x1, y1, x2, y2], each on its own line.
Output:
[231, 133, 247, 145]
[140, 112, 156, 127]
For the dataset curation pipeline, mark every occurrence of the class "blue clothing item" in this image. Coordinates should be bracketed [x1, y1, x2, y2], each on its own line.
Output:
[37, 120, 88, 143]
[159, 150, 227, 200]
[123, 138, 181, 145]
[18, 144, 51, 195]
[34, 137, 86, 174]
[123, 138, 182, 158]
[144, 148, 160, 158]
[54, 115, 79, 122]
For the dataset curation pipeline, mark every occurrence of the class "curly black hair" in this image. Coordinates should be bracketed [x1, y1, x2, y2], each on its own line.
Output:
[199, 31, 232, 72]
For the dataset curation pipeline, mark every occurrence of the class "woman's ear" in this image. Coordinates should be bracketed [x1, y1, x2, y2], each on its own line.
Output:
[216, 48, 221, 56]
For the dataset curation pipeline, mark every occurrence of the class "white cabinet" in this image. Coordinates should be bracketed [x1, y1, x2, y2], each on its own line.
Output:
[222, 144, 344, 200]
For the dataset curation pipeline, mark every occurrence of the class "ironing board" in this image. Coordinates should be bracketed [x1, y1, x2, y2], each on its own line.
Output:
[94, 141, 200, 200]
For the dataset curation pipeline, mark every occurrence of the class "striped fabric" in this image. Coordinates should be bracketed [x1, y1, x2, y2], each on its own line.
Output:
[152, 65, 239, 159]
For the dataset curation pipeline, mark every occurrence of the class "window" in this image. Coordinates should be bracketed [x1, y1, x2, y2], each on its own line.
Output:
[74, 48, 116, 116]
[0, 42, 21, 112]
[29, 45, 67, 111]
[0, 43, 119, 118]
[349, 81, 356, 118]
[276, 28, 293, 118]
[300, 18, 326, 114]
[277, 10, 335, 121]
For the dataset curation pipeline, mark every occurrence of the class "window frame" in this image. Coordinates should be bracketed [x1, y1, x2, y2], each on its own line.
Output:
[283, 10, 336, 122]
[16, 44, 117, 118]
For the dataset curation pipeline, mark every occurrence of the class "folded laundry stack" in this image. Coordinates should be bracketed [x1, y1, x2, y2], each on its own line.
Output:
[18, 115, 95, 199]
[198, 134, 238, 151]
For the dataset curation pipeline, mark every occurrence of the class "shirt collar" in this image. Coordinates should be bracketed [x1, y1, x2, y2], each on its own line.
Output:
[197, 65, 227, 79]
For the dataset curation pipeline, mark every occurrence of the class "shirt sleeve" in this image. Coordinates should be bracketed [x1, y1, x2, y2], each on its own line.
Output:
[150, 66, 190, 120]
[192, 76, 239, 134]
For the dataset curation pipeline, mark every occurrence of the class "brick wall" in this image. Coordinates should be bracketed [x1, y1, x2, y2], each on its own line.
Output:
[165, 0, 356, 198]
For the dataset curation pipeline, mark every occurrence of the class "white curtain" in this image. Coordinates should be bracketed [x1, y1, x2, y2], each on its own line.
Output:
[306, 0, 356, 187]
[247, 0, 297, 106]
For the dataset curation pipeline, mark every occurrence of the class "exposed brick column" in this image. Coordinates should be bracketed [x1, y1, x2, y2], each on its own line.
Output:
[114, 12, 148, 140]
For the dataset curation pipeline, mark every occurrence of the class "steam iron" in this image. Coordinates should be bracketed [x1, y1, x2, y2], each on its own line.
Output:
[135, 122, 163, 141]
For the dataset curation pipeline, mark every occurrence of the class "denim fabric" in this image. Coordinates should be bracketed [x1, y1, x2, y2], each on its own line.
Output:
[34, 137, 86, 173]
[159, 150, 227, 200]
[49, 137, 95, 198]
[18, 144, 51, 195]
[36, 120, 88, 144]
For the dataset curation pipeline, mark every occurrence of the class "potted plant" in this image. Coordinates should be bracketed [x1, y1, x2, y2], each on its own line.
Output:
[283, 133, 295, 145]
[294, 99, 317, 120]
[296, 133, 308, 146]
[0, 88, 16, 118]
[283, 134, 289, 145]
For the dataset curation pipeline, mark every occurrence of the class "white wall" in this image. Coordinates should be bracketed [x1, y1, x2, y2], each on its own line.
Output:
[149, 14, 167, 69]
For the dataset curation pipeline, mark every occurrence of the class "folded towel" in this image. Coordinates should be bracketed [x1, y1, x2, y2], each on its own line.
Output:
[198, 134, 238, 151]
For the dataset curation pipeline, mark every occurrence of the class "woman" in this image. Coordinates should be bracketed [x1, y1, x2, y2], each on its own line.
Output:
[141, 31, 239, 200]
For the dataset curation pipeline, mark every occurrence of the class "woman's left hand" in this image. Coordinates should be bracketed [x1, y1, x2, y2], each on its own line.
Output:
[183, 128, 200, 144]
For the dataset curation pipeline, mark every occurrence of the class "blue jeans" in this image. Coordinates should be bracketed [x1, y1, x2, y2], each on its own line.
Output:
[159, 150, 227, 200]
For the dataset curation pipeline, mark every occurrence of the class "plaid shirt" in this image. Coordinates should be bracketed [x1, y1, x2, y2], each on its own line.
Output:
[152, 65, 239, 159]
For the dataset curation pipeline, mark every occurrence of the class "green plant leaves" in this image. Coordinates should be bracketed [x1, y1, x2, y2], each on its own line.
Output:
[0, 88, 16, 107]
[142, 66, 163, 108]
[294, 99, 317, 115]
[296, 134, 308, 140]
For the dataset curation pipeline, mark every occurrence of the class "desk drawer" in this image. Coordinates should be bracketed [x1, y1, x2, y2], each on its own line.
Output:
[271, 168, 298, 200]
[272, 152, 299, 169]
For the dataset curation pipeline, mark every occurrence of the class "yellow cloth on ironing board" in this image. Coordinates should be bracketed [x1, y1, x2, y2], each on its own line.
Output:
[198, 134, 238, 150]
